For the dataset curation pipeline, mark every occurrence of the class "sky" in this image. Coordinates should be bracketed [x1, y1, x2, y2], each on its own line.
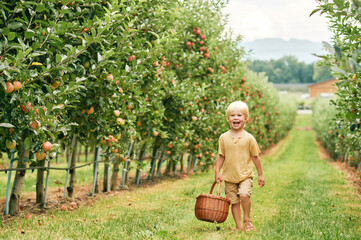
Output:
[224, 0, 333, 43]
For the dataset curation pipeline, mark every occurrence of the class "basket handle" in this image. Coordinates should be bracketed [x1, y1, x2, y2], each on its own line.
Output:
[209, 181, 222, 196]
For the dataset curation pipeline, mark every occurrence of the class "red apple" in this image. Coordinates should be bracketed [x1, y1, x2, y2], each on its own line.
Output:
[13, 81, 22, 91]
[116, 117, 125, 125]
[42, 141, 53, 152]
[203, 53, 210, 58]
[30, 120, 41, 130]
[21, 102, 32, 113]
[36, 152, 46, 160]
[87, 107, 94, 114]
[5, 82, 14, 93]
[128, 55, 135, 62]
[106, 73, 114, 81]
[113, 110, 120, 117]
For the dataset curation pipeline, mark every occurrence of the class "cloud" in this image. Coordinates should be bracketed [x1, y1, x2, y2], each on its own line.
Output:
[224, 0, 332, 42]
[225, 3, 276, 40]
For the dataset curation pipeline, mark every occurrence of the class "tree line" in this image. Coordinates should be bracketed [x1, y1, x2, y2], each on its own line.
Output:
[248, 56, 333, 84]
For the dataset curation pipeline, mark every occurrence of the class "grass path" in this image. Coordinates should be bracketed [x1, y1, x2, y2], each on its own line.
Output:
[1, 115, 360, 239]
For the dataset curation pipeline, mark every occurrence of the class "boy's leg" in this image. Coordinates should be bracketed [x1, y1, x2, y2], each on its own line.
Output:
[237, 178, 255, 231]
[239, 194, 251, 220]
[231, 203, 243, 230]
[225, 182, 243, 230]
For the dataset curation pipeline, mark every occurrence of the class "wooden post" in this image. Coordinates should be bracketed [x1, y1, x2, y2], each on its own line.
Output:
[121, 142, 134, 189]
[91, 146, 100, 197]
[5, 150, 15, 215]
[103, 148, 110, 192]
[43, 160, 51, 207]
[135, 143, 147, 185]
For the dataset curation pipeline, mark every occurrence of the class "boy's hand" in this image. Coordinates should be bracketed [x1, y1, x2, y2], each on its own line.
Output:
[215, 172, 222, 183]
[258, 175, 265, 187]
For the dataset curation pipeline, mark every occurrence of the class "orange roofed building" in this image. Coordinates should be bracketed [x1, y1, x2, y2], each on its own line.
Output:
[307, 79, 339, 98]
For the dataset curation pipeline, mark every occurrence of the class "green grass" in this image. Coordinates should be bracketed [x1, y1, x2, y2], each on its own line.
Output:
[1, 115, 360, 239]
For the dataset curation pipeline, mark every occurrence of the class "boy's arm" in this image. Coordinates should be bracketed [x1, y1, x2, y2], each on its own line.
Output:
[214, 154, 225, 183]
[252, 155, 265, 187]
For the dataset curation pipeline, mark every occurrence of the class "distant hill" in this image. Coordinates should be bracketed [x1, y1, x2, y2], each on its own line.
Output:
[241, 38, 326, 63]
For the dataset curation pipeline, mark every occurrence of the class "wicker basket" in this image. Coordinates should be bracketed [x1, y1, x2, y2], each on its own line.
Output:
[194, 181, 230, 223]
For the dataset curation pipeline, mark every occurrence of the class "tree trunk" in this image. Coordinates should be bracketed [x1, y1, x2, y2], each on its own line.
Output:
[165, 157, 172, 176]
[135, 142, 147, 184]
[77, 144, 81, 163]
[124, 141, 136, 185]
[156, 150, 165, 177]
[180, 152, 184, 173]
[187, 152, 193, 172]
[9, 142, 27, 215]
[110, 160, 119, 191]
[67, 137, 78, 198]
[148, 145, 160, 180]
[85, 146, 88, 162]
[36, 159, 46, 207]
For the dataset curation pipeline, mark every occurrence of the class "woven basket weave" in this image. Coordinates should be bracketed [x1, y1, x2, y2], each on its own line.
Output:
[194, 182, 230, 223]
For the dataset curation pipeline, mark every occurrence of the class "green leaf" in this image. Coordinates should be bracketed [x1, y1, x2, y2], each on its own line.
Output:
[25, 30, 35, 39]
[334, 46, 342, 58]
[24, 136, 33, 149]
[309, 8, 321, 17]
[8, 32, 16, 41]
[28, 51, 47, 58]
[334, 0, 344, 8]
[97, 52, 102, 62]
[47, 130, 56, 141]
[56, 54, 62, 63]
[8, 22, 23, 29]
[35, 3, 46, 12]
[323, 41, 335, 55]
[0, 123, 15, 128]
[350, 123, 356, 132]
[16, 50, 24, 60]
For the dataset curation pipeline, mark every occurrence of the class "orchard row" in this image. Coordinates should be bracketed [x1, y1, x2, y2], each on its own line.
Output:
[0, 0, 297, 215]
[312, 1, 361, 173]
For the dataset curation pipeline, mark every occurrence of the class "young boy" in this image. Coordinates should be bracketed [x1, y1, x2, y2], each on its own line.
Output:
[214, 101, 265, 231]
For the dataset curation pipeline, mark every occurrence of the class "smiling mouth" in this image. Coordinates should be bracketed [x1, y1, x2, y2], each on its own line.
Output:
[233, 121, 241, 126]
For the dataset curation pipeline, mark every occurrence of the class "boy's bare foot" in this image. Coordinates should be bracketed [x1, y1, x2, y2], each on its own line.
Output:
[226, 227, 243, 232]
[244, 218, 255, 231]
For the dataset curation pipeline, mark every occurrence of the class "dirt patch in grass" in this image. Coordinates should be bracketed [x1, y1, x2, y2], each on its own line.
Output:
[0, 172, 191, 224]
[315, 138, 361, 195]
[295, 127, 313, 131]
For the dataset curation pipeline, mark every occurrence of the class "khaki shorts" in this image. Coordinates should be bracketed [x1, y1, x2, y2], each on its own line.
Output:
[225, 178, 253, 204]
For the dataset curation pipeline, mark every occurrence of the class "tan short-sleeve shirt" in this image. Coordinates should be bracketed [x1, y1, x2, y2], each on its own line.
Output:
[218, 130, 260, 183]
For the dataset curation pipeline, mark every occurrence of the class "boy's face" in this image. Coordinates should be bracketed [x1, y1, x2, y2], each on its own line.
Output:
[227, 109, 246, 131]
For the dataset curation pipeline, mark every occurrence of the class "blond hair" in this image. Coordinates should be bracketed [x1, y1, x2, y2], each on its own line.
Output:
[226, 101, 249, 120]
